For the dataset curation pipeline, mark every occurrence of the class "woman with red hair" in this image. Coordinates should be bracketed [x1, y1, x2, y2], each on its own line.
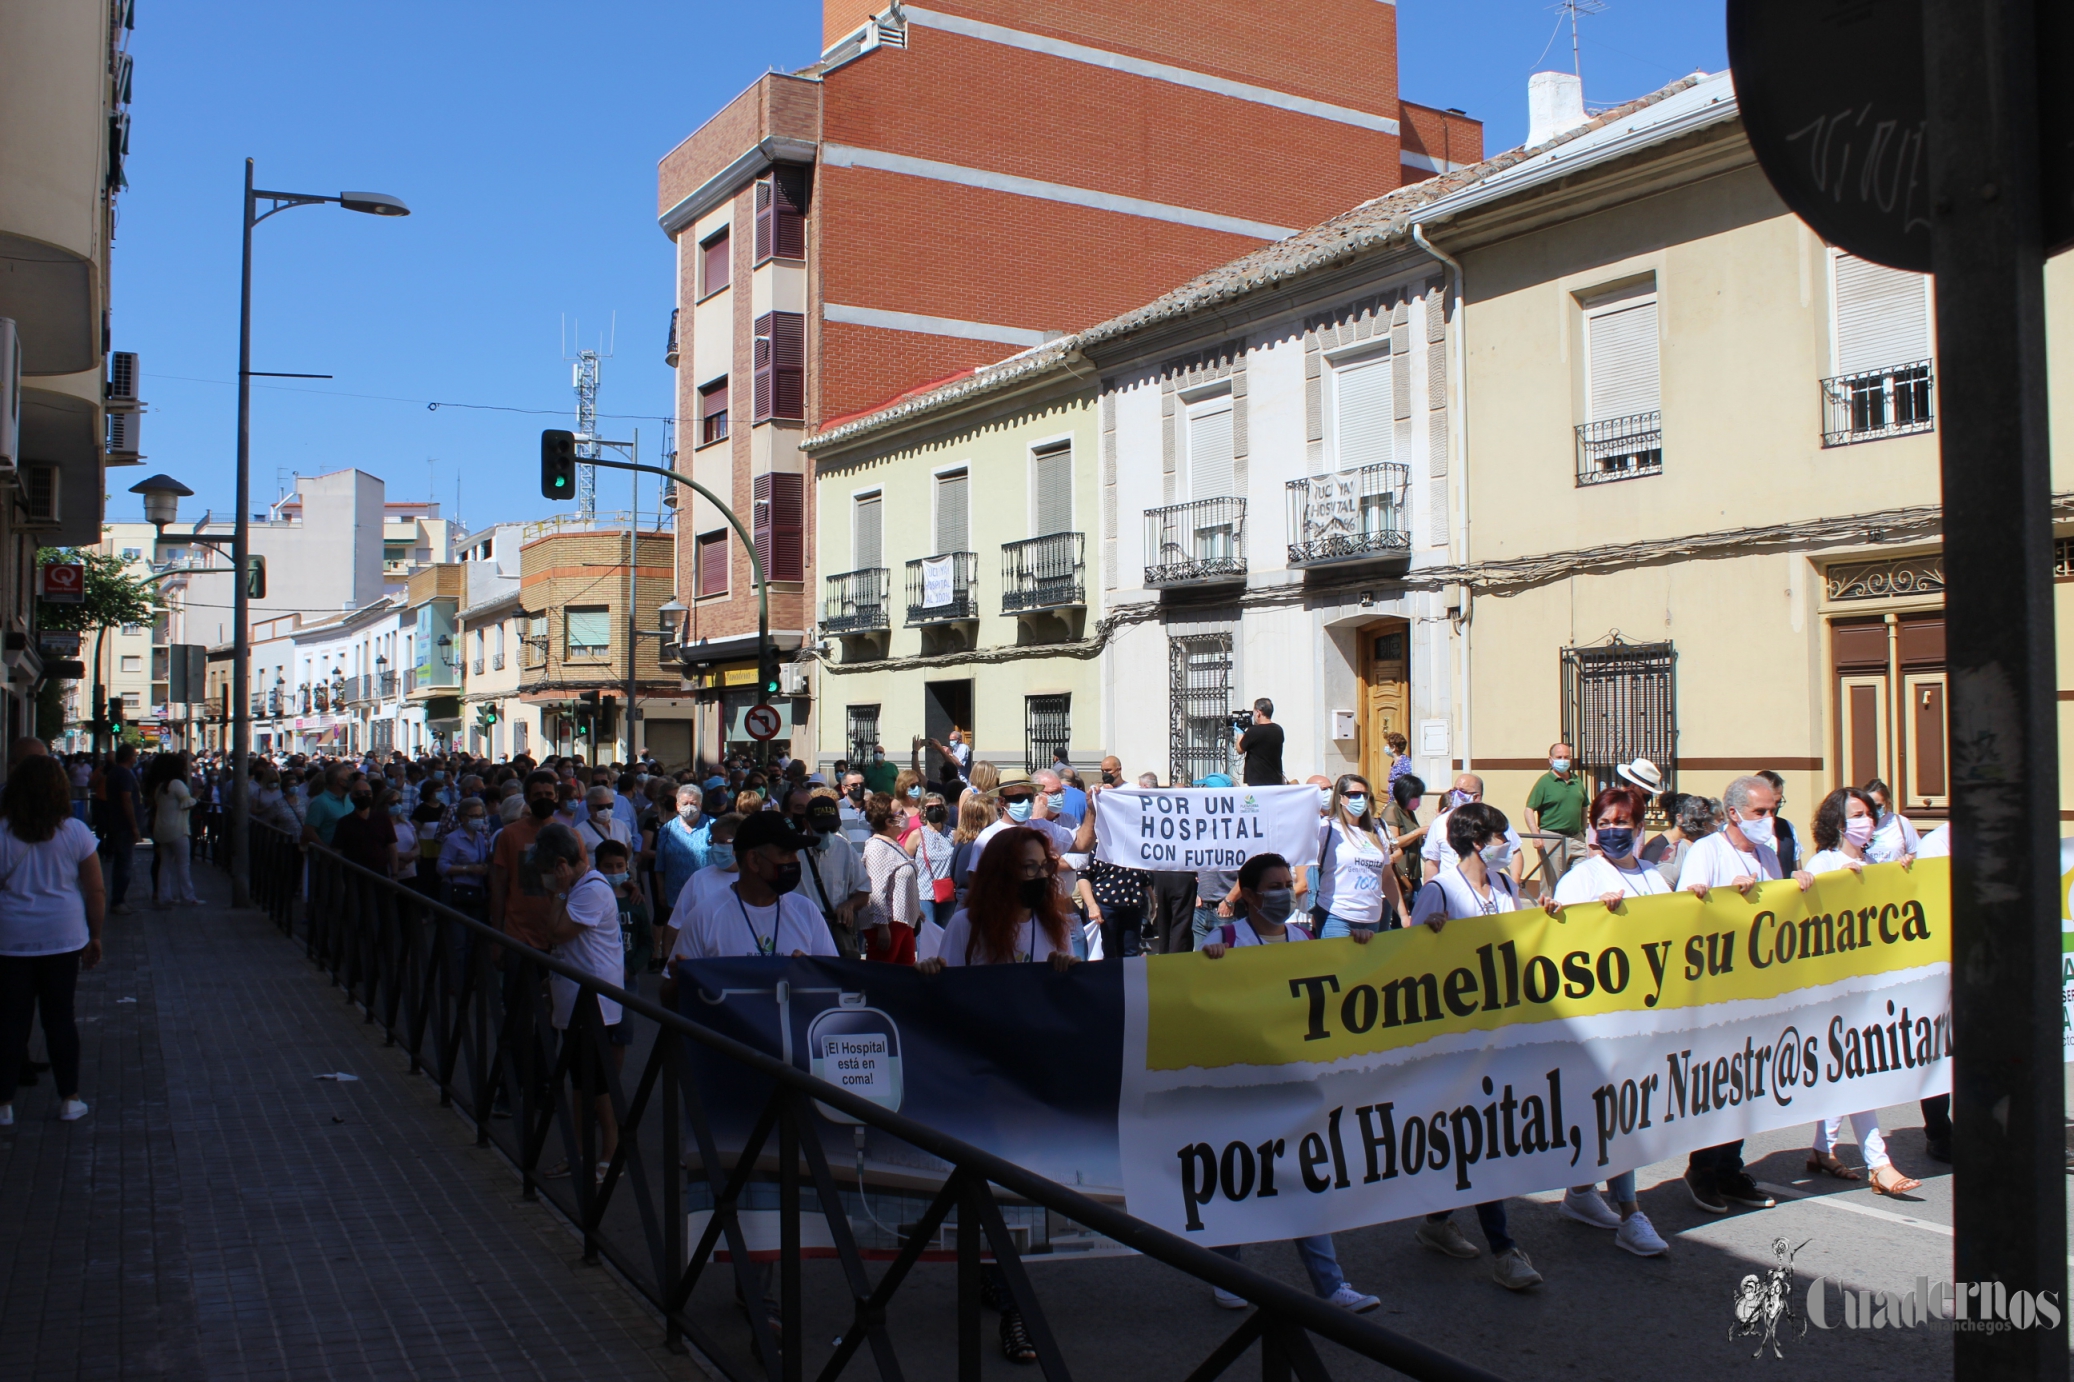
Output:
[917, 826, 1078, 972]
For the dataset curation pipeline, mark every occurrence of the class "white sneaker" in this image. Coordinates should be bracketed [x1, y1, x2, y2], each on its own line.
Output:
[1491, 1247, 1544, 1291]
[1560, 1187, 1623, 1229]
[1616, 1211, 1669, 1257]
[1212, 1286, 1248, 1310]
[0, 1103, 13, 1126]
[57, 1098, 89, 1121]
[1327, 1284, 1380, 1313]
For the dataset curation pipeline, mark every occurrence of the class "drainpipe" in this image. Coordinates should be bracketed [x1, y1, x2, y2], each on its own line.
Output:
[1412, 222, 1471, 773]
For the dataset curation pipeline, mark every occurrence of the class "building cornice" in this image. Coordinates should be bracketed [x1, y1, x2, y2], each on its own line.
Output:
[658, 135, 821, 238]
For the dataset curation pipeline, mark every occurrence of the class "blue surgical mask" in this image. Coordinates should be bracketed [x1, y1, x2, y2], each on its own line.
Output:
[602, 871, 629, 886]
[1344, 794, 1368, 816]
[387, 804, 405, 817]
[1044, 792, 1064, 811]
[1593, 826, 1636, 858]
[1447, 789, 1473, 808]
[907, 786, 921, 800]
[1006, 798, 1034, 823]
[707, 844, 736, 869]
[1550, 758, 1571, 774]
[1480, 839, 1513, 870]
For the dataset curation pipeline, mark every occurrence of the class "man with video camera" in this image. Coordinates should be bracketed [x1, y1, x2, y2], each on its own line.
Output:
[1233, 698, 1284, 786]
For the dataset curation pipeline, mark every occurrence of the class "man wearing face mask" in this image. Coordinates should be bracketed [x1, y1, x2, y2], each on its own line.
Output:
[330, 782, 398, 877]
[667, 812, 840, 962]
[1420, 773, 1526, 887]
[655, 783, 708, 915]
[576, 785, 633, 855]
[1524, 741, 1590, 887]
[974, 770, 1095, 906]
[862, 744, 899, 796]
[788, 787, 869, 955]
[492, 770, 576, 956]
[438, 797, 496, 920]
[1673, 775, 1815, 1214]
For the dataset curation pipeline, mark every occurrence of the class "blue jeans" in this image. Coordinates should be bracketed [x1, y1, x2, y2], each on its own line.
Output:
[1427, 1201, 1514, 1255]
[1213, 1236, 1345, 1298]
[1318, 913, 1377, 939]
[103, 835, 134, 906]
[1193, 905, 1219, 947]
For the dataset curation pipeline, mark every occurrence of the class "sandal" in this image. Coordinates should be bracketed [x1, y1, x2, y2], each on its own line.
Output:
[1806, 1152, 1862, 1181]
[999, 1310, 1037, 1366]
[1869, 1165, 1922, 1197]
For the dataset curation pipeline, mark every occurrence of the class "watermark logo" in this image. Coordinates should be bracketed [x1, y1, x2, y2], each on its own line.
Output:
[1730, 1237, 1810, 1358]
[1807, 1274, 2063, 1334]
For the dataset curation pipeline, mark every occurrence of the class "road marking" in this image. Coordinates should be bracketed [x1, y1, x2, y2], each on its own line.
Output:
[1756, 1180, 1952, 1237]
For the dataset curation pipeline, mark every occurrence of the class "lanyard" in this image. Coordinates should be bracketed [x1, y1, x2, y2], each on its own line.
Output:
[733, 887, 778, 956]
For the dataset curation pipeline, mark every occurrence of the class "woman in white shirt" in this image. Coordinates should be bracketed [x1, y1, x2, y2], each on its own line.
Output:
[918, 827, 1078, 972]
[0, 756, 105, 1125]
[149, 755, 199, 907]
[1551, 786, 1671, 1256]
[1313, 775, 1404, 939]
[1798, 787, 1923, 1197]
[1861, 778, 1920, 866]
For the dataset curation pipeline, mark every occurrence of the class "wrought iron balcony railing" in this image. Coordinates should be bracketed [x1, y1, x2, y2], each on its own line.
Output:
[905, 552, 979, 625]
[1574, 410, 1663, 485]
[1285, 462, 1410, 567]
[1145, 497, 1246, 586]
[1000, 532, 1085, 612]
[1821, 360, 1934, 447]
[822, 568, 891, 635]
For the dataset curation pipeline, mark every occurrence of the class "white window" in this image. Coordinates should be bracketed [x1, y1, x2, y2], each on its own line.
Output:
[1834, 253, 1931, 375]
[120, 655, 142, 673]
[493, 623, 506, 658]
[1185, 393, 1235, 500]
[1583, 283, 1661, 423]
[1328, 348, 1394, 471]
[933, 470, 969, 555]
[853, 491, 884, 569]
[1031, 443, 1073, 536]
[565, 607, 611, 656]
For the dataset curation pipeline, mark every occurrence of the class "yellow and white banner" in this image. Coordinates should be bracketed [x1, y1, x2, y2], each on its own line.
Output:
[1119, 862, 1950, 1244]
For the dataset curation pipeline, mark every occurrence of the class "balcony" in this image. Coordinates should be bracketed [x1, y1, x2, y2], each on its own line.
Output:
[377, 671, 398, 699]
[472, 657, 484, 676]
[1574, 410, 1663, 485]
[905, 552, 979, 625]
[1285, 462, 1411, 568]
[822, 568, 891, 635]
[1001, 532, 1085, 613]
[1145, 498, 1246, 587]
[492, 652, 505, 671]
[1822, 361, 1934, 447]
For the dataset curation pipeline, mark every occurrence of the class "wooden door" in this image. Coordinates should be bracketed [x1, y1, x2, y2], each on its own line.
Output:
[1358, 621, 1409, 789]
[1902, 672, 1948, 811]
[1839, 674, 1890, 790]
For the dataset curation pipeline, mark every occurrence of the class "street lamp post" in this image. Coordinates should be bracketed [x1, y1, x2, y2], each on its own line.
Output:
[228, 158, 407, 906]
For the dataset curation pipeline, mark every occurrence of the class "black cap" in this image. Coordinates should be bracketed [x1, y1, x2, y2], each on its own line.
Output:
[733, 810, 812, 854]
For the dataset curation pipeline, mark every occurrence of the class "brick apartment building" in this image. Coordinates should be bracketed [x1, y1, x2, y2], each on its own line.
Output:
[656, 0, 1481, 763]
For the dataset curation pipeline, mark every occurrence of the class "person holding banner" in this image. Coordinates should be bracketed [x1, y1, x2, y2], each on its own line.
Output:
[1195, 854, 1383, 1314]
[917, 827, 1078, 972]
[666, 813, 838, 962]
[1409, 803, 1556, 1290]
[1550, 786, 1673, 1256]
[1312, 775, 1405, 939]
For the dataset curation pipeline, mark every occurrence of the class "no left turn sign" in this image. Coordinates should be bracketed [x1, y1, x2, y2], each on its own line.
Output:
[743, 703, 782, 741]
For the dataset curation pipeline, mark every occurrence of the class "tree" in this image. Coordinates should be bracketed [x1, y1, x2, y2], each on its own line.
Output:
[35, 547, 158, 634]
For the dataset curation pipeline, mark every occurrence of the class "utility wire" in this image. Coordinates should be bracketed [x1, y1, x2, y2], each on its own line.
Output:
[150, 372, 675, 424]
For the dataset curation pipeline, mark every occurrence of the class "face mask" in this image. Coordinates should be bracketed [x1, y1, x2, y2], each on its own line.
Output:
[872, 752, 885, 764]
[1255, 887, 1296, 925]
[707, 844, 736, 869]
[1005, 799, 1034, 823]
[1406, 798, 1423, 815]
[1447, 789, 1473, 808]
[1044, 792, 1063, 811]
[1480, 840, 1513, 871]
[847, 786, 864, 803]
[1317, 787, 1334, 810]
[601, 871, 629, 886]
[388, 804, 405, 817]
[465, 817, 487, 834]
[679, 802, 699, 819]
[1017, 877, 1052, 909]
[351, 795, 374, 812]
[528, 797, 556, 820]
[767, 861, 802, 895]
[1737, 812, 1776, 849]
[1550, 758, 1571, 774]
[1102, 772, 1116, 786]
[1844, 816, 1875, 848]
[925, 806, 948, 825]
[1594, 826, 1636, 858]
[1343, 794, 1368, 816]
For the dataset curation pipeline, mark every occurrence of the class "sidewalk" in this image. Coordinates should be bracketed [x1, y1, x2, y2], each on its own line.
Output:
[0, 863, 694, 1382]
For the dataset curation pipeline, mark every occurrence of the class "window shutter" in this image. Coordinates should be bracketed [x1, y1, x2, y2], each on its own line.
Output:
[753, 313, 773, 421]
[1586, 299, 1660, 421]
[935, 471, 970, 554]
[1187, 403, 1235, 501]
[854, 493, 883, 569]
[565, 608, 611, 652]
[702, 227, 730, 295]
[1835, 254, 1930, 375]
[754, 472, 804, 581]
[754, 180, 773, 262]
[698, 531, 729, 596]
[754, 167, 808, 263]
[1333, 356, 1394, 470]
[771, 311, 804, 419]
[1032, 444, 1072, 535]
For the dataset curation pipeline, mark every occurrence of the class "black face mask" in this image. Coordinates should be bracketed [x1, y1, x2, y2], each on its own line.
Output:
[924, 806, 948, 825]
[528, 797, 557, 820]
[768, 862, 802, 895]
[350, 794, 373, 812]
[846, 786, 864, 803]
[789, 812, 810, 833]
[1101, 771, 1116, 785]
[1017, 877, 1052, 909]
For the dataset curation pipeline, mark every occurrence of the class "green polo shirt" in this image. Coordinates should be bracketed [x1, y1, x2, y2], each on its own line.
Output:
[1525, 771, 1589, 837]
[861, 760, 899, 794]
[305, 789, 355, 845]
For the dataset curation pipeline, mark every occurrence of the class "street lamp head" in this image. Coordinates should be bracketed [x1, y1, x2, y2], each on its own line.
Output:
[655, 598, 688, 635]
[129, 473, 194, 530]
[338, 190, 410, 217]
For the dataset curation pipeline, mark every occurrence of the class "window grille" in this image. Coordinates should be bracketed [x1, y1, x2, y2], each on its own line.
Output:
[846, 705, 881, 766]
[1169, 634, 1236, 786]
[1560, 639, 1676, 799]
[1025, 695, 1071, 773]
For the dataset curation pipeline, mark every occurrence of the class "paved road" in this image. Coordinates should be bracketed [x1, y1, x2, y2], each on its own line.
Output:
[4, 853, 2064, 1381]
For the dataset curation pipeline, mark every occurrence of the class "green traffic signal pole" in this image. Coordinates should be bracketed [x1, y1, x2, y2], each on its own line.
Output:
[577, 452, 773, 766]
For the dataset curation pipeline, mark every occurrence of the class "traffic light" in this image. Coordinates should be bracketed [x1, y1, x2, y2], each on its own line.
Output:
[106, 696, 124, 727]
[541, 429, 577, 501]
[246, 555, 266, 600]
[757, 645, 782, 700]
[575, 688, 600, 739]
[480, 703, 499, 725]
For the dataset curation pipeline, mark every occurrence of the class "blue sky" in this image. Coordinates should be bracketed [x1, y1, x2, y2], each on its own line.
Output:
[113, 1, 1726, 531]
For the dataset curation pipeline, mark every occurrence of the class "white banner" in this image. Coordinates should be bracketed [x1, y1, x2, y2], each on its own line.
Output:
[1093, 785, 1319, 873]
[921, 556, 954, 608]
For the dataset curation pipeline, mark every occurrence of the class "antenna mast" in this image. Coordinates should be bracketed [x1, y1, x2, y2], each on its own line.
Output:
[572, 351, 600, 519]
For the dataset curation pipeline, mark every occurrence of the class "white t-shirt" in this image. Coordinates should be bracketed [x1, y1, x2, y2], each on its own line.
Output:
[1324, 821, 1391, 925]
[667, 864, 740, 930]
[1411, 864, 1522, 925]
[549, 871, 624, 1030]
[0, 817, 100, 956]
[1869, 812, 1921, 864]
[1553, 854, 1670, 905]
[936, 906, 1072, 966]
[1675, 829, 1783, 889]
[576, 814, 633, 852]
[1916, 824, 1951, 859]
[669, 881, 840, 961]
[1802, 848, 1866, 875]
[1419, 808, 1525, 873]
[1219, 916, 1313, 947]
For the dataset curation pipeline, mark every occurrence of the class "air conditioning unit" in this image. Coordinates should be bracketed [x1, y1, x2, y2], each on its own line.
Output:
[106, 407, 141, 460]
[0, 318, 19, 474]
[22, 465, 61, 527]
[779, 662, 810, 695]
[107, 351, 139, 406]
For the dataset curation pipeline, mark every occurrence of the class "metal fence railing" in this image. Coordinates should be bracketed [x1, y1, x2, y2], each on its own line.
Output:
[1573, 410, 1663, 485]
[1821, 361, 1934, 447]
[904, 552, 979, 626]
[1001, 532, 1086, 613]
[821, 569, 891, 635]
[1145, 498, 1247, 587]
[236, 821, 1505, 1382]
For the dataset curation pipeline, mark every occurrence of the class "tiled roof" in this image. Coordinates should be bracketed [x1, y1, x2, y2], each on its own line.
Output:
[804, 72, 1712, 454]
